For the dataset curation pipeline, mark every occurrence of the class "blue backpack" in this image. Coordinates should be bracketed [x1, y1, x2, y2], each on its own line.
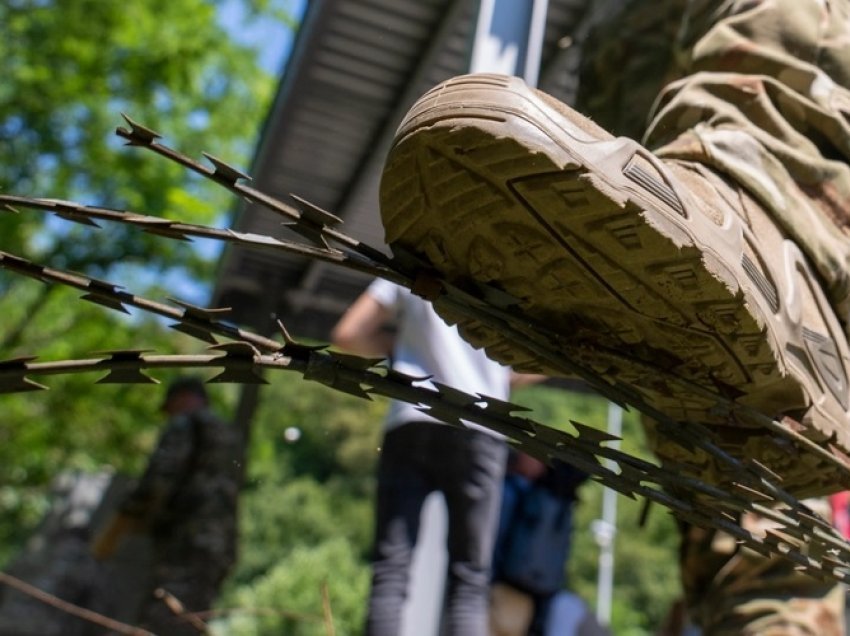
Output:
[494, 472, 579, 597]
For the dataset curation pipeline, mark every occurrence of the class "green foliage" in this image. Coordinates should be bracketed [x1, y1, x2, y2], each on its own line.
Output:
[0, 0, 289, 564]
[232, 475, 374, 588]
[248, 374, 385, 490]
[0, 4, 685, 630]
[0, 280, 251, 564]
[212, 537, 370, 636]
[225, 375, 382, 590]
[0, 0, 279, 279]
[219, 381, 682, 634]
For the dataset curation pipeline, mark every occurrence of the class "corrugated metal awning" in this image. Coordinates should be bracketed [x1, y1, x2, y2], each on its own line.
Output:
[213, 0, 592, 340]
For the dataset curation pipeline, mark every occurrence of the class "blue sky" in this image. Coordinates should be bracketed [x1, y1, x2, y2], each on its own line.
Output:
[134, 0, 309, 306]
[218, 0, 308, 74]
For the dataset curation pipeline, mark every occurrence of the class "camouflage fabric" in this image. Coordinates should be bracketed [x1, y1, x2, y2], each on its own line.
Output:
[581, 0, 850, 328]
[678, 502, 844, 636]
[121, 408, 240, 631]
[578, 1, 850, 633]
[122, 408, 239, 550]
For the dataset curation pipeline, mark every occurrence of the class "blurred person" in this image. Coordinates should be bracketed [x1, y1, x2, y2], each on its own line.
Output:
[92, 377, 240, 635]
[332, 279, 513, 636]
[490, 451, 601, 636]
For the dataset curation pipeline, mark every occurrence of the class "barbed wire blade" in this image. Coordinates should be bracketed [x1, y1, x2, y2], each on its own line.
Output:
[93, 350, 159, 385]
[0, 356, 48, 394]
[203, 152, 251, 186]
[303, 352, 372, 399]
[205, 342, 267, 384]
[289, 194, 343, 228]
[167, 299, 232, 344]
[117, 113, 162, 146]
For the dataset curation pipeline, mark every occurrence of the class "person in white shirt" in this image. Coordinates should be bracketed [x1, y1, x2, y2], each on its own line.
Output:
[332, 278, 511, 636]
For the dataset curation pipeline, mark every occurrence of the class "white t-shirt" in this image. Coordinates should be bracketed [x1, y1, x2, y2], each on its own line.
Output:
[367, 278, 511, 433]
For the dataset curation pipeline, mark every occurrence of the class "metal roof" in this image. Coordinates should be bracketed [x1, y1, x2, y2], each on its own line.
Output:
[213, 0, 592, 339]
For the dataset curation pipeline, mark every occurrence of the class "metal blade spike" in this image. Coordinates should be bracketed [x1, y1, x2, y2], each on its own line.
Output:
[80, 293, 130, 314]
[96, 368, 158, 384]
[208, 341, 261, 358]
[85, 276, 125, 295]
[431, 382, 483, 408]
[291, 224, 330, 249]
[415, 404, 463, 426]
[55, 211, 101, 228]
[323, 379, 373, 400]
[0, 356, 39, 368]
[203, 152, 251, 185]
[731, 482, 777, 503]
[169, 298, 233, 320]
[132, 221, 192, 241]
[746, 459, 785, 484]
[274, 319, 314, 357]
[0, 251, 48, 279]
[207, 367, 268, 384]
[93, 349, 151, 360]
[740, 538, 777, 559]
[41, 197, 86, 210]
[0, 376, 48, 393]
[169, 322, 219, 344]
[0, 358, 48, 392]
[227, 228, 289, 248]
[571, 421, 621, 444]
[289, 194, 343, 227]
[327, 350, 385, 371]
[477, 394, 533, 416]
[383, 368, 433, 386]
[277, 319, 324, 355]
[117, 114, 163, 146]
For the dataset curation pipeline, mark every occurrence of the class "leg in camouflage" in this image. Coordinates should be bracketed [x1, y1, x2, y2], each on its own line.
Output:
[379, 0, 850, 492]
[639, 2, 850, 633]
[646, 0, 850, 326]
[678, 508, 844, 635]
[377, 0, 850, 634]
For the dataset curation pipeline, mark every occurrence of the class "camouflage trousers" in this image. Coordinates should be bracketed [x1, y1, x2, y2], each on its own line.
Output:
[581, 0, 850, 328]
[677, 505, 845, 636]
[579, 0, 850, 633]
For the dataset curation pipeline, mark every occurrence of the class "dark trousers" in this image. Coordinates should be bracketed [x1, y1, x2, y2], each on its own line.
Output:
[366, 421, 508, 636]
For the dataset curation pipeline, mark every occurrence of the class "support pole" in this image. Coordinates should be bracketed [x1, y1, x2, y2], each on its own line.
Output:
[469, 0, 551, 87]
[592, 402, 622, 626]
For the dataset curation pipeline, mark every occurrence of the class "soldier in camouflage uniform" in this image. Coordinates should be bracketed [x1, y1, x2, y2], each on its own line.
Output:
[93, 377, 240, 634]
[576, 2, 850, 633]
[375, 0, 850, 633]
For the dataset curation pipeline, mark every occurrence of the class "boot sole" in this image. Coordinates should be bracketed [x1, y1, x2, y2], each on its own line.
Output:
[380, 74, 850, 495]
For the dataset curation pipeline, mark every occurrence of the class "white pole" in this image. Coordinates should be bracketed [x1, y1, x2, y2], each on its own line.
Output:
[592, 402, 622, 626]
[469, 0, 550, 88]
[524, 0, 550, 87]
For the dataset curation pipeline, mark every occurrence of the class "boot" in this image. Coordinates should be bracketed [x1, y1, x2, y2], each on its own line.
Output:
[379, 74, 850, 496]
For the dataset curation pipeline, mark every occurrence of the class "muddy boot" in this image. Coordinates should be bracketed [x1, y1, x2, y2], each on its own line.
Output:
[380, 73, 850, 496]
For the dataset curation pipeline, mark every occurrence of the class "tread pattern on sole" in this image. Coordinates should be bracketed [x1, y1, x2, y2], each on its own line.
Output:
[379, 76, 850, 495]
[382, 126, 783, 423]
